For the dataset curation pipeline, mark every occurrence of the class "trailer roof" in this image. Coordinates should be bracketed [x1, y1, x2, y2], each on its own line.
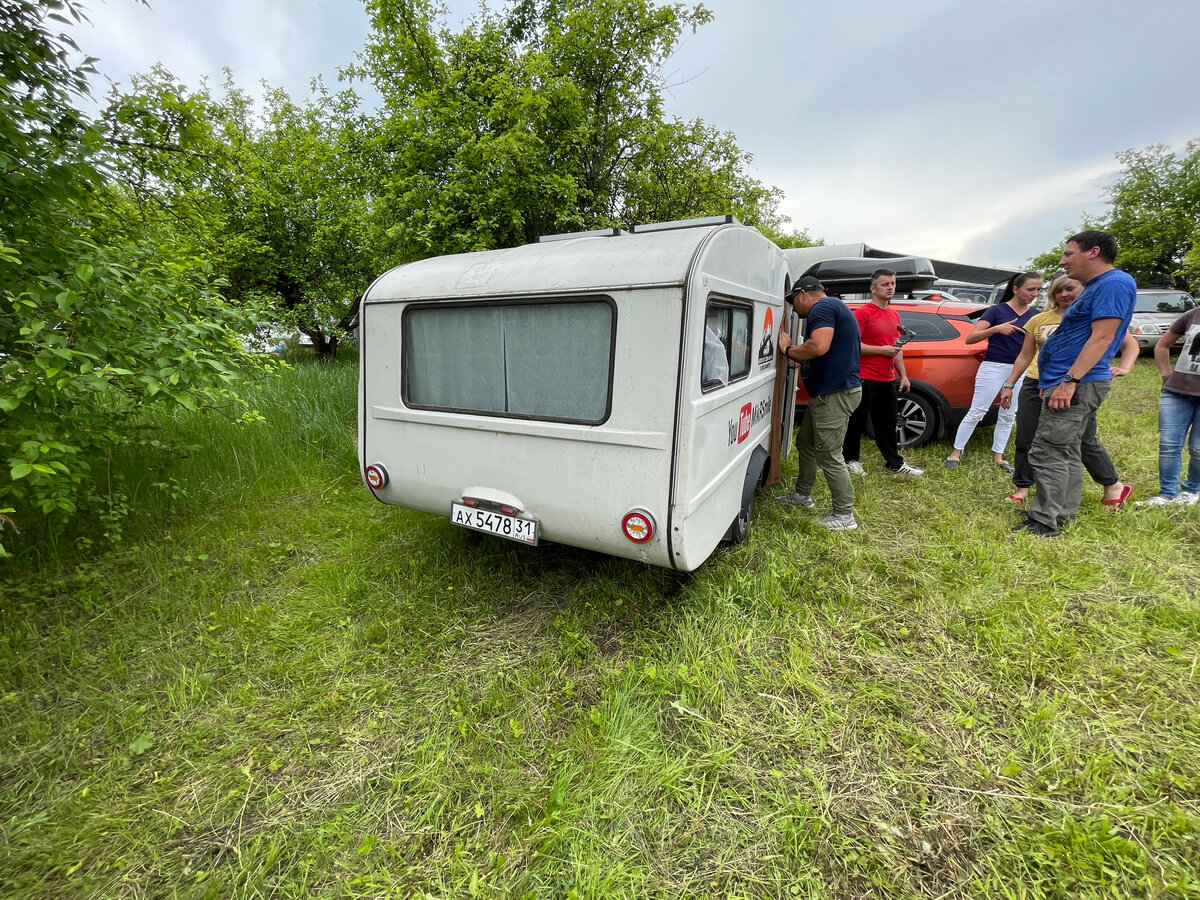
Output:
[364, 223, 768, 303]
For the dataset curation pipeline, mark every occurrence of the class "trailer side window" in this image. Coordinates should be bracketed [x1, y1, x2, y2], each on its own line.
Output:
[403, 299, 614, 424]
[702, 302, 752, 391]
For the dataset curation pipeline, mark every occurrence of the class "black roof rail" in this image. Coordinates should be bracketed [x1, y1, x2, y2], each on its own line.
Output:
[536, 227, 628, 243]
[629, 215, 741, 233]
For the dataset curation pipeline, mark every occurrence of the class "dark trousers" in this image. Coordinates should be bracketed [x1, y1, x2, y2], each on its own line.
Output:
[1029, 380, 1111, 528]
[1013, 378, 1118, 489]
[843, 378, 904, 470]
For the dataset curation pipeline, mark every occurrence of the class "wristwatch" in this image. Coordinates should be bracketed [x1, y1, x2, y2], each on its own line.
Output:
[1063, 374, 1080, 384]
[1002, 383, 1015, 390]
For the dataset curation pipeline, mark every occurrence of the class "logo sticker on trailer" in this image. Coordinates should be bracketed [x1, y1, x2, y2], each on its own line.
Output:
[727, 397, 772, 447]
[729, 403, 751, 445]
[758, 307, 775, 369]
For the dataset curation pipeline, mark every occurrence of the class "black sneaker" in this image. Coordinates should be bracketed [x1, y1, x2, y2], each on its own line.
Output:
[1012, 517, 1059, 537]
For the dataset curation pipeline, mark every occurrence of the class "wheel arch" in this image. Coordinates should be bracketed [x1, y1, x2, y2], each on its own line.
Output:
[905, 379, 950, 440]
[723, 444, 770, 543]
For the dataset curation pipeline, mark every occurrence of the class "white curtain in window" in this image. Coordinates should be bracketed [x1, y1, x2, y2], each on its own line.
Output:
[406, 301, 612, 422]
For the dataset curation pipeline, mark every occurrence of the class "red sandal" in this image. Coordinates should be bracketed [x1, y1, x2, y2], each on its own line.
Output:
[1101, 484, 1133, 509]
[1005, 494, 1026, 503]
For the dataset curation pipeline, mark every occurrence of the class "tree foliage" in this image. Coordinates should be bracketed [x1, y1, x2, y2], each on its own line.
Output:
[104, 73, 381, 359]
[0, 0, 274, 555]
[358, 0, 801, 259]
[1105, 142, 1200, 290]
[1034, 141, 1200, 290]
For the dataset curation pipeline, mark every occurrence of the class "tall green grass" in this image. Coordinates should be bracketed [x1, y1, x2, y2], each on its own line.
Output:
[1, 356, 1197, 899]
[6, 356, 360, 563]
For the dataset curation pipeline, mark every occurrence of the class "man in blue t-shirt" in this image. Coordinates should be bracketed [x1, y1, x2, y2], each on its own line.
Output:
[1019, 231, 1137, 536]
[776, 276, 863, 531]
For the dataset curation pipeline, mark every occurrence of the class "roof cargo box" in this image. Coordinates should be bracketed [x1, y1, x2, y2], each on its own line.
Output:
[802, 256, 936, 295]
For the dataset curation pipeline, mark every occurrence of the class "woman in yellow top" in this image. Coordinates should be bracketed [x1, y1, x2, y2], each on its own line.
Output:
[998, 274, 1139, 505]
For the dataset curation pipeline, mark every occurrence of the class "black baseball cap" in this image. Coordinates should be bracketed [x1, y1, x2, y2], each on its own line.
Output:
[787, 275, 824, 297]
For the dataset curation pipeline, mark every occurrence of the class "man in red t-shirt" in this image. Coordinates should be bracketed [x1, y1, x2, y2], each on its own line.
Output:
[841, 268, 925, 477]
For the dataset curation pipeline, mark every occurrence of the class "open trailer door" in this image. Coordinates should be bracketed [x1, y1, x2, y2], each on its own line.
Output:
[765, 292, 800, 486]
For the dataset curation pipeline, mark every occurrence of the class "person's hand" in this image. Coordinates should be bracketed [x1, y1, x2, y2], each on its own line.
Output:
[1110, 364, 1131, 377]
[1048, 381, 1076, 411]
[898, 376, 911, 392]
[778, 330, 792, 354]
[877, 345, 899, 358]
[993, 322, 1022, 336]
[999, 387, 1013, 409]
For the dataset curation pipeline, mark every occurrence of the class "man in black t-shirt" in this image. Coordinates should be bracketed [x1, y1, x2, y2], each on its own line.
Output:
[776, 277, 863, 531]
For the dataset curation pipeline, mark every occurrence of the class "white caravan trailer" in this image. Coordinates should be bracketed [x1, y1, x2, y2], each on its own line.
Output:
[358, 217, 797, 572]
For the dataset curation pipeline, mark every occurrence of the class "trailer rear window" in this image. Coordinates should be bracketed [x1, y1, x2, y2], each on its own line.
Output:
[403, 299, 614, 423]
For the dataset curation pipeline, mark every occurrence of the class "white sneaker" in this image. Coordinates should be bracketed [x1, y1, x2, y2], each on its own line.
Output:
[818, 512, 858, 531]
[846, 460, 865, 475]
[888, 463, 925, 477]
[776, 492, 814, 507]
[1178, 491, 1200, 506]
[1136, 494, 1178, 507]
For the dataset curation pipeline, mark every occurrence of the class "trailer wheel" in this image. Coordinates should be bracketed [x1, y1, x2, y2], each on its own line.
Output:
[729, 492, 754, 545]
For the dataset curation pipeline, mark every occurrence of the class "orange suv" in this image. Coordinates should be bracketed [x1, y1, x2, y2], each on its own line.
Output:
[795, 294, 991, 447]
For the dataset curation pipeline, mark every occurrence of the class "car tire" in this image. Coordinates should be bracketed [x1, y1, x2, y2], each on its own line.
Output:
[896, 392, 937, 448]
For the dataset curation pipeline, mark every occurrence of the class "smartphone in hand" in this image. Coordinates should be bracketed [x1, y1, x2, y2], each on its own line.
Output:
[1044, 389, 1081, 410]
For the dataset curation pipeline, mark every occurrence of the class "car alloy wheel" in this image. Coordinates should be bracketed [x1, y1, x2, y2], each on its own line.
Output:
[896, 392, 937, 448]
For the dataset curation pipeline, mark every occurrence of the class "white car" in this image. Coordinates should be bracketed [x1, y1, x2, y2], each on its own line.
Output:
[1128, 290, 1196, 351]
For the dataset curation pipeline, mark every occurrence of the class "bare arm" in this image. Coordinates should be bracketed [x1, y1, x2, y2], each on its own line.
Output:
[999, 330, 1037, 409]
[860, 342, 899, 357]
[779, 326, 832, 360]
[1110, 333, 1139, 376]
[964, 316, 1022, 346]
[1154, 325, 1184, 379]
[1045, 318, 1122, 411]
[895, 350, 909, 390]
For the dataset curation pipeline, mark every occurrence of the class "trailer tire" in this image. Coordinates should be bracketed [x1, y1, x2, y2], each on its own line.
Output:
[725, 446, 768, 545]
[729, 493, 754, 545]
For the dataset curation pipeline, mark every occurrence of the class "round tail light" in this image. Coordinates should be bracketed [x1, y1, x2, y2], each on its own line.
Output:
[364, 463, 389, 489]
[621, 509, 655, 544]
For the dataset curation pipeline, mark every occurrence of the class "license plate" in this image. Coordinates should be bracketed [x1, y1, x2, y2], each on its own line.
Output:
[450, 503, 538, 545]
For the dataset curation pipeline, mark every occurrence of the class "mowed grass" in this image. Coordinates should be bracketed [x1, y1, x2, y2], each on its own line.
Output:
[1, 356, 1198, 899]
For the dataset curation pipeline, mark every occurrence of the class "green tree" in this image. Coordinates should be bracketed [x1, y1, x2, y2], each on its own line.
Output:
[0, 0, 274, 555]
[358, 0, 799, 259]
[1105, 141, 1200, 290]
[105, 73, 381, 359]
[1033, 141, 1200, 290]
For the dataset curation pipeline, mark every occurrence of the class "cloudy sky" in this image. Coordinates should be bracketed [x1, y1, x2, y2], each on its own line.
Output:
[77, 0, 1200, 268]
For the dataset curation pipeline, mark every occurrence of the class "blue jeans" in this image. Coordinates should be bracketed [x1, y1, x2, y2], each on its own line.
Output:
[1157, 389, 1200, 498]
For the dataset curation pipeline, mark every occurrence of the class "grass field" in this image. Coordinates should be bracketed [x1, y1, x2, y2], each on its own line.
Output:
[1, 355, 1198, 899]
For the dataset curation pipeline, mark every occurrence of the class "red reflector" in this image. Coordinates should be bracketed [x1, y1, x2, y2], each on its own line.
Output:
[621, 509, 655, 544]
[364, 463, 388, 489]
[500, 505, 517, 516]
[462, 498, 478, 507]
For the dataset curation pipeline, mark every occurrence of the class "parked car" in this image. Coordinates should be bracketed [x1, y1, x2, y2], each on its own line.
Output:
[930, 279, 1008, 305]
[794, 297, 991, 447]
[1128, 290, 1196, 351]
[243, 324, 315, 353]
